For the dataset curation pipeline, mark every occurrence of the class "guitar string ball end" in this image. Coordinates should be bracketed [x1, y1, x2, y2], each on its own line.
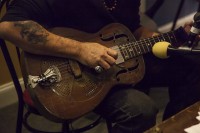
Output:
[94, 65, 103, 73]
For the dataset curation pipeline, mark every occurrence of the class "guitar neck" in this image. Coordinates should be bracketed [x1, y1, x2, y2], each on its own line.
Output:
[117, 27, 188, 61]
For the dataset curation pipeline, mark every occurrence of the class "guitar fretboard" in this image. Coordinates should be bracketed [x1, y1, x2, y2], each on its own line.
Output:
[118, 30, 180, 61]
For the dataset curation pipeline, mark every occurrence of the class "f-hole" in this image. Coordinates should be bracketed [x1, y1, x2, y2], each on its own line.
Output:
[99, 32, 130, 42]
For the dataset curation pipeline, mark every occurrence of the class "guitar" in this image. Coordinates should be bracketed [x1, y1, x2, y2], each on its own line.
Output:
[21, 23, 188, 121]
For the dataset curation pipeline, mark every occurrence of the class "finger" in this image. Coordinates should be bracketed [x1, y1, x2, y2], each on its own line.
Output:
[99, 60, 111, 70]
[103, 54, 116, 65]
[107, 48, 118, 59]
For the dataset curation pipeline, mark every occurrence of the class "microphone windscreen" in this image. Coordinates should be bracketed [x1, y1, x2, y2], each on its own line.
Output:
[152, 41, 170, 59]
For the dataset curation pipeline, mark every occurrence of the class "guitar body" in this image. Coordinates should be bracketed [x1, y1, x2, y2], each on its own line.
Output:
[21, 23, 146, 121]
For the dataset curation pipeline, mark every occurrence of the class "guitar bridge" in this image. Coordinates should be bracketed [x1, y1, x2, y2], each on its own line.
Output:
[28, 65, 62, 88]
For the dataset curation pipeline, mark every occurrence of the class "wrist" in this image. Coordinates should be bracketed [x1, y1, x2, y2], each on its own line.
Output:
[71, 40, 83, 60]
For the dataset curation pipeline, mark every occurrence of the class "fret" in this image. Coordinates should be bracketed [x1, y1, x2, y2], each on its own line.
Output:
[166, 31, 177, 44]
[140, 40, 146, 54]
[125, 43, 133, 59]
[140, 40, 149, 53]
[131, 42, 138, 57]
[162, 33, 169, 42]
[161, 34, 166, 41]
[152, 36, 158, 43]
[135, 41, 142, 56]
[172, 31, 178, 43]
[154, 36, 160, 43]
[124, 44, 132, 59]
[127, 42, 135, 58]
[116, 26, 187, 61]
[133, 42, 139, 56]
[143, 39, 150, 52]
[166, 32, 172, 43]
[121, 44, 132, 60]
[147, 37, 153, 48]
[143, 38, 153, 54]
[125, 43, 134, 57]
[119, 45, 128, 60]
[145, 39, 152, 52]
[122, 44, 128, 59]
[152, 37, 157, 44]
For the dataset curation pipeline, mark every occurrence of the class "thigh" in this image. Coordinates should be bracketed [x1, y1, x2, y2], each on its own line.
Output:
[94, 86, 158, 123]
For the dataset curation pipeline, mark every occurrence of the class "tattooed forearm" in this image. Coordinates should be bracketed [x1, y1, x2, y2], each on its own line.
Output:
[14, 21, 49, 45]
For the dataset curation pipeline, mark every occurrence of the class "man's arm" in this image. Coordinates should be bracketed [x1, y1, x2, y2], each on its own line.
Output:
[0, 21, 81, 58]
[0, 20, 117, 69]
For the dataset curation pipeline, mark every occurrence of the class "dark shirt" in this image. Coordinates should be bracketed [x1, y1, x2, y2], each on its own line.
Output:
[1, 0, 141, 33]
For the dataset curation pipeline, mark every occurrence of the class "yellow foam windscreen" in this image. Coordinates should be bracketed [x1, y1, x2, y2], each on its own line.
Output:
[152, 42, 171, 59]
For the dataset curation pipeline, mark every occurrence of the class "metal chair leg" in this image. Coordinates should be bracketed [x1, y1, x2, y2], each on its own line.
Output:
[0, 39, 25, 133]
[16, 101, 24, 133]
[62, 122, 70, 133]
[171, 0, 185, 30]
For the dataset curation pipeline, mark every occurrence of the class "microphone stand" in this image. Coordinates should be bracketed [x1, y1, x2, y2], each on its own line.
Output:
[187, 12, 200, 48]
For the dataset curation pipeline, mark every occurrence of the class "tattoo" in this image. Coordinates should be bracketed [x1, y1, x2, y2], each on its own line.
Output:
[14, 21, 49, 45]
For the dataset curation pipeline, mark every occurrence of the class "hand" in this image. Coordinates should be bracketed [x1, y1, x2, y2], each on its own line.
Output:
[183, 21, 193, 34]
[77, 42, 118, 70]
[183, 21, 200, 39]
[183, 21, 200, 42]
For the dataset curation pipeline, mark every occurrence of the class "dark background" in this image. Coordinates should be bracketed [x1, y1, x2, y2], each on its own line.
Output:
[146, 0, 199, 26]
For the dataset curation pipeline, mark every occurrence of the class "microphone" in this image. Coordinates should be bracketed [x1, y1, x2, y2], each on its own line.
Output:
[187, 12, 200, 47]
[152, 42, 171, 59]
[152, 41, 200, 59]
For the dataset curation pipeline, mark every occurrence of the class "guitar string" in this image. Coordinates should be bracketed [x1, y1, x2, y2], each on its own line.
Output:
[53, 33, 175, 73]
[119, 32, 174, 50]
[128, 32, 175, 52]
[117, 32, 176, 59]
[129, 32, 174, 47]
[58, 45, 169, 74]
[48, 32, 176, 73]
[132, 33, 175, 51]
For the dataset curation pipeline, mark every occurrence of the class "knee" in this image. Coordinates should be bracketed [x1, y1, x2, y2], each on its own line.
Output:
[119, 89, 158, 125]
[113, 96, 158, 133]
[122, 89, 158, 122]
[100, 89, 158, 132]
[128, 97, 158, 132]
[140, 99, 158, 124]
[129, 89, 158, 121]
[128, 91, 158, 131]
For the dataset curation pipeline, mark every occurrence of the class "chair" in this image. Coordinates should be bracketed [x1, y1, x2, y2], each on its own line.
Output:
[0, 1, 113, 133]
[0, 0, 167, 132]
[0, 39, 113, 133]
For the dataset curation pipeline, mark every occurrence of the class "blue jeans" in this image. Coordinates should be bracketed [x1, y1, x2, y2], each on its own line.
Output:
[95, 54, 200, 133]
[95, 86, 158, 133]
